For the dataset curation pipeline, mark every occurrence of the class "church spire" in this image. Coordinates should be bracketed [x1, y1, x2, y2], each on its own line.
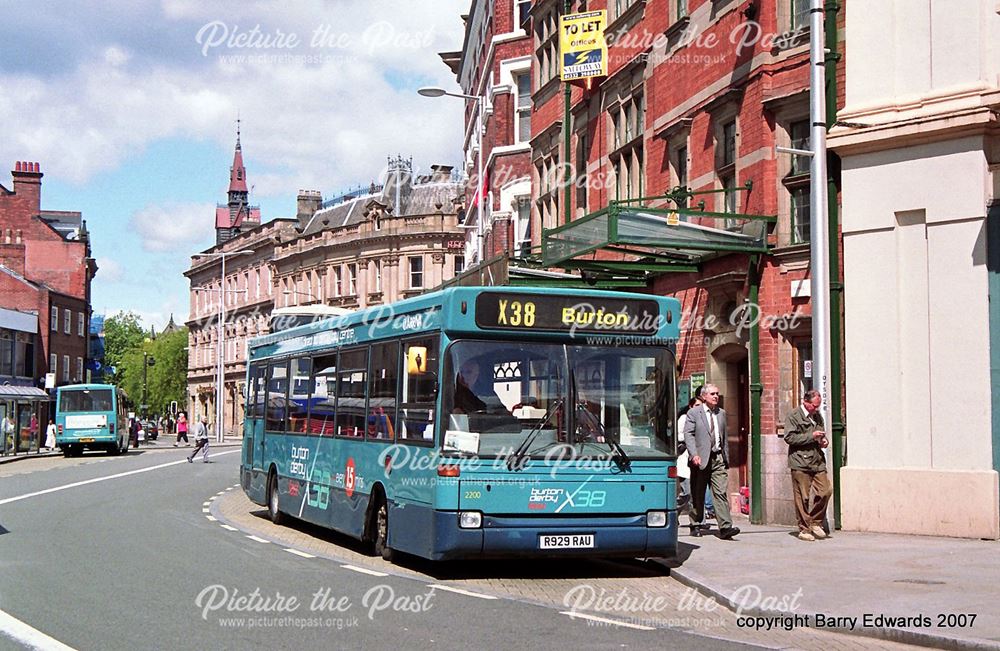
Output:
[229, 119, 247, 195]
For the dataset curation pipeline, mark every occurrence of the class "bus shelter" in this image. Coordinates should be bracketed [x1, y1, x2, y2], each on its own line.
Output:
[0, 385, 51, 455]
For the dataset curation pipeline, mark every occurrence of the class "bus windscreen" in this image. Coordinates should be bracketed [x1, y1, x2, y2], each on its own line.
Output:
[60, 389, 114, 412]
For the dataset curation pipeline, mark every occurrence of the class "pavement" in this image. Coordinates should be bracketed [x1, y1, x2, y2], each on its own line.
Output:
[0, 435, 243, 464]
[664, 519, 1000, 650]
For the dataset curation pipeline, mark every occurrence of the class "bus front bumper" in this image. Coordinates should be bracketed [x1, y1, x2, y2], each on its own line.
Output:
[428, 510, 678, 560]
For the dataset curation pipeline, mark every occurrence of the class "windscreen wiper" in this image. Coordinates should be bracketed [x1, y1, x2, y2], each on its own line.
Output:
[574, 402, 631, 471]
[506, 398, 563, 471]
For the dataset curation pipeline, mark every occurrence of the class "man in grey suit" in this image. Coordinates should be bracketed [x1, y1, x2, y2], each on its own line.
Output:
[683, 383, 740, 540]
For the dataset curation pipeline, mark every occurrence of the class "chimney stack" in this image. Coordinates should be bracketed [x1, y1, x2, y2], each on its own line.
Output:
[430, 165, 454, 182]
[296, 189, 323, 224]
[11, 161, 43, 212]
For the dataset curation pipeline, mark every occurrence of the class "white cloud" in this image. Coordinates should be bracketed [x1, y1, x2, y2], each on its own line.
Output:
[95, 257, 124, 282]
[130, 201, 216, 253]
[0, 1, 468, 189]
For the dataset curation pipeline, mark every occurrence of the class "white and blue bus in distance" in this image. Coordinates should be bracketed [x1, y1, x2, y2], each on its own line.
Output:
[241, 286, 681, 562]
[55, 383, 129, 456]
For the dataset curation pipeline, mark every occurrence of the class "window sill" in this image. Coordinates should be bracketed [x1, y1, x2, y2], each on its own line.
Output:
[664, 15, 690, 39]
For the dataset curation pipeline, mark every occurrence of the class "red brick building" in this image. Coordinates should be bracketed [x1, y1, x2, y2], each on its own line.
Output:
[439, 0, 534, 264]
[523, 0, 844, 524]
[0, 161, 95, 390]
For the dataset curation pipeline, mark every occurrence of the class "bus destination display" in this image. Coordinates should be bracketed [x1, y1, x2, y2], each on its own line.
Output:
[475, 292, 660, 335]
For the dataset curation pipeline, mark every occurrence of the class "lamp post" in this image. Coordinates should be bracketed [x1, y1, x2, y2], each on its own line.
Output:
[141, 351, 155, 422]
[418, 86, 485, 263]
[193, 249, 253, 442]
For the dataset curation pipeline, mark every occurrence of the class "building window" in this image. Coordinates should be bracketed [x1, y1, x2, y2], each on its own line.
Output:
[676, 0, 688, 20]
[609, 87, 644, 202]
[721, 174, 737, 213]
[784, 118, 811, 243]
[612, 0, 639, 21]
[76, 357, 84, 382]
[515, 72, 532, 144]
[333, 267, 342, 297]
[576, 133, 588, 215]
[613, 148, 644, 201]
[611, 93, 644, 150]
[51, 309, 58, 331]
[535, 152, 561, 233]
[721, 120, 737, 168]
[0, 332, 11, 377]
[516, 0, 531, 30]
[534, 6, 559, 86]
[50, 353, 57, 377]
[790, 187, 810, 243]
[795, 341, 813, 400]
[347, 263, 357, 295]
[77, 312, 85, 337]
[63, 308, 71, 334]
[516, 196, 532, 256]
[62, 355, 70, 382]
[791, 0, 810, 31]
[14, 333, 33, 378]
[409, 256, 424, 289]
[374, 261, 382, 293]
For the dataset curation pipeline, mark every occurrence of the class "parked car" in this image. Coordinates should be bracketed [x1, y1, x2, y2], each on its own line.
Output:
[142, 420, 159, 441]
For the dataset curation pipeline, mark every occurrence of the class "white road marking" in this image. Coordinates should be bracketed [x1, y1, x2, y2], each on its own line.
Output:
[0, 608, 78, 650]
[205, 515, 217, 522]
[341, 564, 388, 577]
[202, 508, 210, 513]
[202, 501, 212, 507]
[0, 450, 240, 506]
[560, 611, 655, 630]
[285, 548, 316, 558]
[427, 584, 498, 600]
[220, 524, 238, 531]
[246, 535, 270, 544]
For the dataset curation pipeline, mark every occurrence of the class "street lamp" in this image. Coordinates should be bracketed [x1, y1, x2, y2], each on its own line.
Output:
[141, 351, 155, 421]
[282, 289, 318, 306]
[192, 249, 253, 442]
[418, 86, 486, 263]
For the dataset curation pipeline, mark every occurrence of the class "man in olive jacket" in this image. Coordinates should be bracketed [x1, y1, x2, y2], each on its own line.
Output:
[783, 389, 831, 541]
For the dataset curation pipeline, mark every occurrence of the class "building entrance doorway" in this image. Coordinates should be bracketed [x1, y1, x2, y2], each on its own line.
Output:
[710, 343, 750, 493]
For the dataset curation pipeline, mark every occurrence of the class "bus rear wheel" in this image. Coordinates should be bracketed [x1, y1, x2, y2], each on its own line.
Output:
[267, 472, 284, 525]
[373, 497, 394, 562]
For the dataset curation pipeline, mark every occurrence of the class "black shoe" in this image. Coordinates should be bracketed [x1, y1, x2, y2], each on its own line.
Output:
[698, 523, 712, 530]
[719, 526, 741, 540]
[689, 526, 702, 538]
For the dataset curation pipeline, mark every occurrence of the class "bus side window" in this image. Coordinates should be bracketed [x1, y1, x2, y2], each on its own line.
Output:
[310, 353, 337, 436]
[266, 362, 289, 432]
[289, 357, 312, 434]
[400, 337, 438, 443]
[336, 348, 368, 438]
[367, 341, 399, 441]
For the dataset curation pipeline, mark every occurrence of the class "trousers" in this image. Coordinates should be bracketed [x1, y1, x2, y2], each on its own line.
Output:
[690, 452, 732, 530]
[790, 469, 831, 532]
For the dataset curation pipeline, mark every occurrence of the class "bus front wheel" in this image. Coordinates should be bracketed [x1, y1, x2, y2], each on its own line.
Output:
[267, 472, 284, 525]
[373, 497, 394, 562]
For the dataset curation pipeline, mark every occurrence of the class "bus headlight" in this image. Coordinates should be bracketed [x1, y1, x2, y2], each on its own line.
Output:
[647, 511, 667, 528]
[459, 511, 482, 529]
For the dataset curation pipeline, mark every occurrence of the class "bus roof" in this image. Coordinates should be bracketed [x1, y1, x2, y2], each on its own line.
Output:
[56, 383, 118, 392]
[249, 286, 681, 360]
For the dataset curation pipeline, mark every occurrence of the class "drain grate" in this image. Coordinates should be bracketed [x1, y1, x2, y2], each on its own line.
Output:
[893, 579, 946, 585]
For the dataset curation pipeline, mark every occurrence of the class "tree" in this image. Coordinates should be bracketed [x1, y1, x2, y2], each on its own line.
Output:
[103, 312, 145, 384]
[114, 327, 188, 419]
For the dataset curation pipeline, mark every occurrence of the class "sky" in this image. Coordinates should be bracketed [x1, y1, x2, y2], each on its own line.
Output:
[0, 0, 468, 330]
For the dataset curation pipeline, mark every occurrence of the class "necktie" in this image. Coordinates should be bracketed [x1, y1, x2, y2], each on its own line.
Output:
[708, 408, 717, 450]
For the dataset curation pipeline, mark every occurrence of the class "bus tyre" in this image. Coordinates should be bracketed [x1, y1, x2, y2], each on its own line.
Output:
[374, 497, 394, 562]
[267, 472, 284, 525]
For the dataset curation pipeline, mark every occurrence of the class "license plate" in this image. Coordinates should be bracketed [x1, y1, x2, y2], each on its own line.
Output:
[539, 534, 594, 549]
[80, 437, 95, 443]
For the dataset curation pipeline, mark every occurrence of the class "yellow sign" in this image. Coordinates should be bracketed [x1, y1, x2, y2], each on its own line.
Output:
[559, 10, 608, 81]
[667, 212, 680, 226]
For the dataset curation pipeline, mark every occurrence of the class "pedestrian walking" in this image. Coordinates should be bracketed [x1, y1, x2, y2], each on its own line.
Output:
[683, 383, 740, 540]
[175, 412, 189, 446]
[783, 389, 832, 541]
[187, 416, 210, 463]
[44, 419, 57, 451]
[676, 397, 698, 511]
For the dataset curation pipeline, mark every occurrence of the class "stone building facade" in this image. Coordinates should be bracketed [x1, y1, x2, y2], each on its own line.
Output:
[278, 159, 467, 309]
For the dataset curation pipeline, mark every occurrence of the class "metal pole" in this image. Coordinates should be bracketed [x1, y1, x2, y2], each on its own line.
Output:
[217, 254, 226, 443]
[477, 95, 485, 263]
[809, 0, 834, 526]
[142, 352, 148, 421]
[563, 0, 572, 226]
